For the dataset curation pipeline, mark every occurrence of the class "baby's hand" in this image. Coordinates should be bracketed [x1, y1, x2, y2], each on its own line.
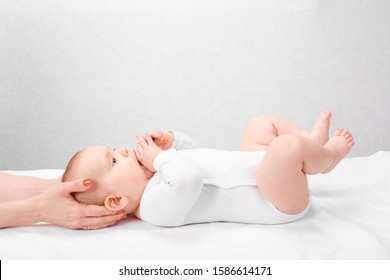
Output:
[135, 135, 163, 172]
[145, 129, 174, 150]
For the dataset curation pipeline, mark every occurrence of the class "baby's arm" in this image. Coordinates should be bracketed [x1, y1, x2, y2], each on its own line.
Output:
[135, 131, 197, 172]
[144, 130, 197, 151]
[135, 135, 202, 226]
[140, 149, 203, 226]
[169, 131, 197, 150]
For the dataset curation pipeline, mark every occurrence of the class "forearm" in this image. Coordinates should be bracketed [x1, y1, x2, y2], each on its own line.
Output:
[0, 197, 41, 228]
[0, 172, 56, 202]
[141, 150, 203, 226]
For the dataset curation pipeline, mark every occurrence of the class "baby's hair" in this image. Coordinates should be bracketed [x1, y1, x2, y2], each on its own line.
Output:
[62, 149, 106, 206]
[62, 150, 84, 183]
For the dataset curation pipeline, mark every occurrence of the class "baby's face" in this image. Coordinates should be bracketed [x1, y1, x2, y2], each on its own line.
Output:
[77, 146, 149, 199]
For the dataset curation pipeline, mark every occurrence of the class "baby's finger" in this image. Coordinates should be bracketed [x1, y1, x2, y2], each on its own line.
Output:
[134, 146, 140, 159]
[136, 135, 148, 148]
[137, 135, 146, 144]
[134, 148, 141, 159]
[145, 135, 156, 146]
[136, 143, 144, 152]
[136, 135, 143, 143]
[148, 130, 163, 140]
[154, 138, 169, 146]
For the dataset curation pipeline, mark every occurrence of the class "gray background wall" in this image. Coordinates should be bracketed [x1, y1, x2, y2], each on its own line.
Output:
[1, 0, 389, 170]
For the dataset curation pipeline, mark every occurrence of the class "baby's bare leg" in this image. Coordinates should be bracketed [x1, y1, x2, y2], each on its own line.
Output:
[256, 129, 354, 214]
[241, 112, 331, 151]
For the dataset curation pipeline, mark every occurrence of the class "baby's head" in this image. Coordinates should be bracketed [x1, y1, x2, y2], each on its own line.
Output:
[62, 146, 152, 214]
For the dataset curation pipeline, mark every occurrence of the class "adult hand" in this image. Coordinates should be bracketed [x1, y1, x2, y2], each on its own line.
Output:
[36, 178, 127, 230]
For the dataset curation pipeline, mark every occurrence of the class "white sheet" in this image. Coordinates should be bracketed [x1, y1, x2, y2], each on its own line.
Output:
[1, 152, 389, 259]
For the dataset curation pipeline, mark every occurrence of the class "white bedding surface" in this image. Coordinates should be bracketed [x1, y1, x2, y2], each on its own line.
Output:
[1, 152, 389, 259]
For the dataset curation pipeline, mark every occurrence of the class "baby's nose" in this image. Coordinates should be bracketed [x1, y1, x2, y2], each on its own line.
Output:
[120, 147, 129, 157]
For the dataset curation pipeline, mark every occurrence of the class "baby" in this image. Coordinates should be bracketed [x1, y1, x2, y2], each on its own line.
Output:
[62, 112, 354, 227]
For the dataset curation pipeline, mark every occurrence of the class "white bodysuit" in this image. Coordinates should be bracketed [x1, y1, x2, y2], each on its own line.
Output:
[139, 131, 309, 227]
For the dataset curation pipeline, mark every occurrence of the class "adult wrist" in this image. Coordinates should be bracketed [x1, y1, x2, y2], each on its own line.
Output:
[28, 195, 45, 224]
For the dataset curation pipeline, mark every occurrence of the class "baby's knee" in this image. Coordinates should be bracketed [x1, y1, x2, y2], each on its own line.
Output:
[269, 134, 305, 154]
[247, 115, 274, 127]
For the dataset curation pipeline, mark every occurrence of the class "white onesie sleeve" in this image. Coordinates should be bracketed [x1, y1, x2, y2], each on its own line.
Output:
[139, 131, 203, 226]
[168, 130, 197, 150]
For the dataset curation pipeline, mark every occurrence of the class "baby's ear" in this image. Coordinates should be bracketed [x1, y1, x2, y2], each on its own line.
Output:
[104, 194, 129, 211]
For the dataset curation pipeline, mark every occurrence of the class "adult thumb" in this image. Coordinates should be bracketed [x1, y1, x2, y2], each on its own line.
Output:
[63, 178, 93, 194]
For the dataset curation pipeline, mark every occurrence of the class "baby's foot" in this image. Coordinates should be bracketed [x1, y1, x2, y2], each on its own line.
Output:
[322, 128, 354, 174]
[310, 111, 331, 145]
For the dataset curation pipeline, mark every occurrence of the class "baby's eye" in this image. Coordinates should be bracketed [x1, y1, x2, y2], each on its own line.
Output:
[112, 148, 117, 166]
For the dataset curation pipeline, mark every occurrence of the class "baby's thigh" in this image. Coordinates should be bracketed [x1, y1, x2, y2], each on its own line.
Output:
[240, 116, 277, 151]
[254, 153, 310, 215]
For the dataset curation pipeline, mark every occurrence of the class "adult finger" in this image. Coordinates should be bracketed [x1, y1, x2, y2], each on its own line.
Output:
[80, 213, 127, 230]
[61, 178, 93, 194]
[83, 221, 117, 230]
[83, 204, 123, 217]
